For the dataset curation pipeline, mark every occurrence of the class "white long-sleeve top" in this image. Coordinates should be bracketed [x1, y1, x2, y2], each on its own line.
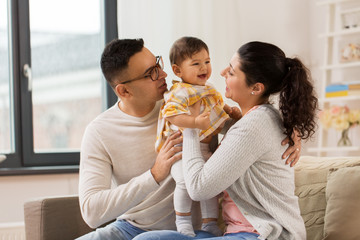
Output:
[79, 100, 201, 230]
[182, 104, 306, 240]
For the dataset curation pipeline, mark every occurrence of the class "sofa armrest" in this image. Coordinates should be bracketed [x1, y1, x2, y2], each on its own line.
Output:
[24, 195, 92, 240]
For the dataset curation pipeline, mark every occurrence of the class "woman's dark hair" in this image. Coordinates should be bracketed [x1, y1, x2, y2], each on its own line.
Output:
[100, 38, 144, 88]
[169, 36, 209, 65]
[237, 41, 318, 145]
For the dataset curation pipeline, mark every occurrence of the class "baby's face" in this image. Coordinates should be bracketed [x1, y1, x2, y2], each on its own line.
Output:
[177, 48, 212, 86]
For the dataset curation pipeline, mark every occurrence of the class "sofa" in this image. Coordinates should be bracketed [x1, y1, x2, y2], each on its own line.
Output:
[24, 156, 360, 240]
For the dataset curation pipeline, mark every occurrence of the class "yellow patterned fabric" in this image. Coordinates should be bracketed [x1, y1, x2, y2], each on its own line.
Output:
[155, 81, 229, 152]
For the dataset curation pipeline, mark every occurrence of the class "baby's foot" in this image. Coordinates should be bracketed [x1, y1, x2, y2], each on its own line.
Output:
[202, 221, 223, 237]
[176, 215, 196, 237]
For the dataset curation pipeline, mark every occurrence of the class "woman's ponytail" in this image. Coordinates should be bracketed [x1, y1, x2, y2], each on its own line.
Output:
[238, 42, 318, 145]
[279, 57, 318, 145]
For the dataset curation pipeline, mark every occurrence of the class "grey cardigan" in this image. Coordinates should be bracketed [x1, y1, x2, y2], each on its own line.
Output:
[182, 105, 306, 240]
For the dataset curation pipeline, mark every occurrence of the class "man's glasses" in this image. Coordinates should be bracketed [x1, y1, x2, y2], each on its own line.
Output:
[121, 56, 164, 84]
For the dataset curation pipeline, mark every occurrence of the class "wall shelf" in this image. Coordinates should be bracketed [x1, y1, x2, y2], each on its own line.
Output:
[311, 0, 360, 156]
[340, 6, 360, 14]
[322, 61, 360, 70]
[319, 27, 360, 37]
[317, 0, 359, 5]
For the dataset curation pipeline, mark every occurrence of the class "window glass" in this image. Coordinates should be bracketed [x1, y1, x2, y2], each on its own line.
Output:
[29, 0, 103, 152]
[0, 0, 13, 154]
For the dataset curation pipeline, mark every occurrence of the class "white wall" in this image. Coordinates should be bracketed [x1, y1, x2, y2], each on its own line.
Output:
[1, 0, 323, 224]
[118, 0, 313, 106]
[304, 0, 326, 151]
[0, 173, 78, 223]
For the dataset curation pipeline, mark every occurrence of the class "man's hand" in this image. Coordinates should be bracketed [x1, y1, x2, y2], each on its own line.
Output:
[282, 129, 302, 167]
[151, 131, 183, 183]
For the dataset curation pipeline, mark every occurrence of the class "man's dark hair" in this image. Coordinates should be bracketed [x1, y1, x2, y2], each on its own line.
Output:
[169, 36, 209, 65]
[100, 38, 144, 88]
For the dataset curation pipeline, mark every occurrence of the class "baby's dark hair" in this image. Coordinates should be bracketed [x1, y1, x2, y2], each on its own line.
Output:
[169, 36, 209, 65]
[101, 38, 144, 88]
[238, 41, 318, 145]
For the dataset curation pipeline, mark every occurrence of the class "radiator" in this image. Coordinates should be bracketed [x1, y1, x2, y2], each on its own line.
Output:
[0, 222, 25, 240]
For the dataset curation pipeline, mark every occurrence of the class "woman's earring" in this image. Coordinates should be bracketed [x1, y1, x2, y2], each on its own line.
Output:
[251, 91, 255, 95]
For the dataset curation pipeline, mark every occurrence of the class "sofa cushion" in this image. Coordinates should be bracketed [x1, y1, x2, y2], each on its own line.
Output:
[24, 195, 93, 240]
[294, 156, 360, 240]
[323, 164, 360, 240]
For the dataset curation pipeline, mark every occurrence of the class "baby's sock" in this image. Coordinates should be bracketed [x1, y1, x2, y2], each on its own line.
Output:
[201, 221, 223, 237]
[175, 215, 195, 237]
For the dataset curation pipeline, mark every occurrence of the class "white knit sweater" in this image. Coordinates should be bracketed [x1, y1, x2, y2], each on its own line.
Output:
[182, 104, 306, 240]
[79, 100, 202, 230]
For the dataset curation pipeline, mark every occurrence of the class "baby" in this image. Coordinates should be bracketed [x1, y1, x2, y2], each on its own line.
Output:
[155, 36, 234, 237]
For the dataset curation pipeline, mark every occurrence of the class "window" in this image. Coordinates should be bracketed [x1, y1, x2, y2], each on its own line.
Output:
[0, 0, 13, 155]
[30, 0, 103, 153]
[0, 0, 118, 175]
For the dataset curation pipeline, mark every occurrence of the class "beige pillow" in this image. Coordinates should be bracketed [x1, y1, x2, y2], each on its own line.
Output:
[294, 156, 360, 240]
[323, 165, 360, 240]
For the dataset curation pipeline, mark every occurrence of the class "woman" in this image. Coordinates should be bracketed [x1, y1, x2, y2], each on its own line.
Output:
[135, 41, 317, 240]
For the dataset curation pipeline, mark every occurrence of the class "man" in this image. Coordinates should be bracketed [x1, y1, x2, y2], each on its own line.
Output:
[77, 39, 301, 240]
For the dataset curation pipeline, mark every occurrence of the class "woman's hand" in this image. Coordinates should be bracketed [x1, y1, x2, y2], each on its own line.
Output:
[282, 130, 302, 167]
[151, 131, 183, 183]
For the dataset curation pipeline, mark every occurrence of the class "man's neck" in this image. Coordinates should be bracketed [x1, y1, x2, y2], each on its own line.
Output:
[118, 100, 156, 117]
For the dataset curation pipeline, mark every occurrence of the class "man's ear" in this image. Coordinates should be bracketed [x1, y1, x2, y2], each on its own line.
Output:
[172, 64, 182, 78]
[115, 84, 130, 98]
[252, 82, 265, 95]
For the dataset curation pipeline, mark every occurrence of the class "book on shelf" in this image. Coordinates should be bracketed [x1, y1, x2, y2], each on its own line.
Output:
[325, 83, 360, 98]
[348, 80, 360, 87]
[325, 84, 348, 98]
[325, 84, 348, 92]
[325, 91, 348, 98]
[346, 81, 360, 95]
[349, 84, 360, 90]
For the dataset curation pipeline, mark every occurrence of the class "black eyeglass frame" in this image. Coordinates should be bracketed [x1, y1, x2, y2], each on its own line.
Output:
[121, 56, 164, 84]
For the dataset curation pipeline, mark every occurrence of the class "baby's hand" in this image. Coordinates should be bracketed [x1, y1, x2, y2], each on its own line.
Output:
[230, 106, 242, 120]
[225, 106, 242, 120]
[189, 101, 201, 116]
[194, 111, 210, 130]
